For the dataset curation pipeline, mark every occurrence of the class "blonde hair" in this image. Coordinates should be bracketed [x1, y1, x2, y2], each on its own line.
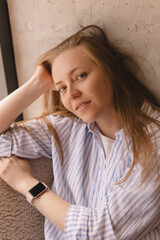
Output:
[36, 25, 159, 184]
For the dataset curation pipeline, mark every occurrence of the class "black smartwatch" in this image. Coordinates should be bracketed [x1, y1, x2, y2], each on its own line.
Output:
[26, 182, 49, 205]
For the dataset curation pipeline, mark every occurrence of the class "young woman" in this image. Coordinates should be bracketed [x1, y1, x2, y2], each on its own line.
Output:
[0, 25, 159, 240]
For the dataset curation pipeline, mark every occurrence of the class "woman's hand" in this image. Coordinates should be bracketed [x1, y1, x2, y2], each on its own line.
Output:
[0, 156, 38, 196]
[33, 65, 55, 92]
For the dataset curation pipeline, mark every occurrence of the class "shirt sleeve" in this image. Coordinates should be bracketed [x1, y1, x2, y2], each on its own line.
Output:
[65, 167, 160, 240]
[0, 117, 53, 159]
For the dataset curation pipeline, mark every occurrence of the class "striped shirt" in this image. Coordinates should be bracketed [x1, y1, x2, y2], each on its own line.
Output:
[0, 102, 159, 240]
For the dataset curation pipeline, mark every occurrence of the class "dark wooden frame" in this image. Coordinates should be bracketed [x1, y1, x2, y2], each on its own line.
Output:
[0, 0, 23, 121]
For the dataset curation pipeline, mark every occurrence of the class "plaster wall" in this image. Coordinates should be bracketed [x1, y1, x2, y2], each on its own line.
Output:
[7, 0, 160, 119]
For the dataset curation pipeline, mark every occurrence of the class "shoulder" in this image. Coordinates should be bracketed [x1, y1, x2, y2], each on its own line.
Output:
[141, 102, 160, 135]
[46, 114, 79, 125]
[45, 115, 89, 144]
[9, 115, 87, 137]
[142, 102, 160, 121]
[144, 103, 160, 158]
[46, 114, 87, 131]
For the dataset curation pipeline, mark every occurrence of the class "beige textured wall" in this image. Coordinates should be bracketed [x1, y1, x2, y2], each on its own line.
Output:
[7, 0, 160, 119]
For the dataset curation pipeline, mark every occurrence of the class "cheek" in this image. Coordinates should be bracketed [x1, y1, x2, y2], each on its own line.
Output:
[61, 96, 72, 111]
[89, 78, 107, 98]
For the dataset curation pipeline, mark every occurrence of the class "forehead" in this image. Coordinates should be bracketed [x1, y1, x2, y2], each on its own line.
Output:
[51, 47, 95, 79]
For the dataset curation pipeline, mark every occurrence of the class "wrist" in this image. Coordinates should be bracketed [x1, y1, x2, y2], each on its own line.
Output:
[26, 182, 49, 205]
[30, 70, 53, 94]
[28, 75, 48, 95]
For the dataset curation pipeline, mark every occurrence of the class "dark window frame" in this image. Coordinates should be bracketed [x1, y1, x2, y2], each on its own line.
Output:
[0, 0, 23, 121]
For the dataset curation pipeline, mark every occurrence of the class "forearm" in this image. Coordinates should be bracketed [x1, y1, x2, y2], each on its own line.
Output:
[0, 75, 45, 133]
[33, 189, 70, 232]
[0, 155, 70, 233]
[22, 178, 70, 232]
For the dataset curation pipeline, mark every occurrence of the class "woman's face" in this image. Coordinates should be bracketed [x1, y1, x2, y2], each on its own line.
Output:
[52, 46, 113, 123]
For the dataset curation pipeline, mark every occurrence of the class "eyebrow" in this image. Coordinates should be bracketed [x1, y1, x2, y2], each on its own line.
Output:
[54, 67, 82, 86]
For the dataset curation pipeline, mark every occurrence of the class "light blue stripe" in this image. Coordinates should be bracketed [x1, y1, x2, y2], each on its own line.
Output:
[0, 103, 159, 239]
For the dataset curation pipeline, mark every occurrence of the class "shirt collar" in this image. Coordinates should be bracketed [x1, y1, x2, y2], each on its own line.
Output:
[87, 121, 124, 138]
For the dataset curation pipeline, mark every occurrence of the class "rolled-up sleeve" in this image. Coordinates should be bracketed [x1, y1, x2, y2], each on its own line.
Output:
[0, 118, 53, 159]
[65, 171, 160, 240]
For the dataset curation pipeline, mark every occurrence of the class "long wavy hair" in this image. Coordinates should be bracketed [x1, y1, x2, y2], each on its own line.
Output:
[36, 25, 159, 184]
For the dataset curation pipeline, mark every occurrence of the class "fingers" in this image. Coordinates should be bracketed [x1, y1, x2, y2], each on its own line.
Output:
[0, 156, 14, 176]
[0, 155, 22, 173]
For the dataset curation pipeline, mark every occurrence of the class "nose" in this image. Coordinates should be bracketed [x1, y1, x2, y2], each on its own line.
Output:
[68, 85, 81, 99]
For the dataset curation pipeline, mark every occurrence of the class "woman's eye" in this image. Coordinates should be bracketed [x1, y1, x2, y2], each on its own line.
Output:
[77, 73, 87, 80]
[59, 86, 66, 93]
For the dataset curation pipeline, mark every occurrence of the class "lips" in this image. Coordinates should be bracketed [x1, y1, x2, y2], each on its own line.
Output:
[75, 101, 91, 111]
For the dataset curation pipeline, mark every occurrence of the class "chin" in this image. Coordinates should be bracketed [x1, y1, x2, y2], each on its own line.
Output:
[78, 115, 96, 124]
[74, 111, 99, 123]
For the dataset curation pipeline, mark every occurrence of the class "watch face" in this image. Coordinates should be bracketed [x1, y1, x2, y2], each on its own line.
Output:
[29, 182, 46, 197]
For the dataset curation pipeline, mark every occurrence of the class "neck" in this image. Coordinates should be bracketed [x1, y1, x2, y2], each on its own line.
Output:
[96, 107, 122, 140]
